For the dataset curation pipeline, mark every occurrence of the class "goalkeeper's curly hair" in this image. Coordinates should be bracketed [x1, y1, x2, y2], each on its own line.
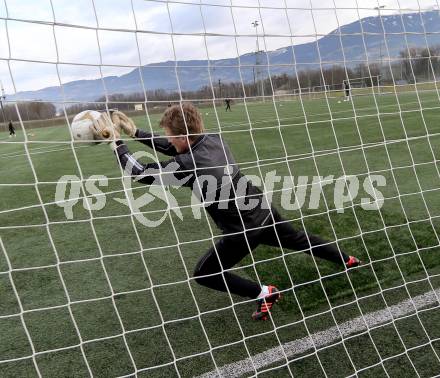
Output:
[159, 103, 205, 141]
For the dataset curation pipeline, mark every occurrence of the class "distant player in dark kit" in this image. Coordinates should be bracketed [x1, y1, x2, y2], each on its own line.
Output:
[343, 80, 351, 102]
[225, 98, 232, 111]
[90, 104, 362, 321]
[8, 120, 15, 138]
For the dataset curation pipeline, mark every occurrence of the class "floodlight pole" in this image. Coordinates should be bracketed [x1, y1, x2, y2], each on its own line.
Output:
[252, 20, 265, 102]
[374, 5, 385, 94]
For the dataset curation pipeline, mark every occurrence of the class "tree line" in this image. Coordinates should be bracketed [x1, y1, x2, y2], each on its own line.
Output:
[2, 45, 438, 122]
[399, 45, 440, 83]
[61, 64, 375, 115]
[1, 101, 56, 123]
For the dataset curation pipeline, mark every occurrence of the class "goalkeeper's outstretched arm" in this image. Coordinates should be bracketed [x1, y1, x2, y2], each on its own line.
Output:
[110, 110, 177, 156]
[113, 140, 187, 186]
[84, 110, 184, 185]
[134, 129, 178, 156]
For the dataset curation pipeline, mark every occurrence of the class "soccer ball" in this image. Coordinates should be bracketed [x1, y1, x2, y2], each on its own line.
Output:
[71, 110, 101, 143]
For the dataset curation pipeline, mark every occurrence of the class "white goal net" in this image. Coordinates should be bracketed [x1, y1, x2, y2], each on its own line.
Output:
[1, 0, 440, 377]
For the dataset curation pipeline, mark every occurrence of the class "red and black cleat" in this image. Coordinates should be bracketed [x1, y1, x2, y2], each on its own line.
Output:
[346, 256, 362, 269]
[252, 285, 281, 321]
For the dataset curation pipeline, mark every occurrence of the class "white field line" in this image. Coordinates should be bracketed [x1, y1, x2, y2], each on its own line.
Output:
[198, 288, 440, 378]
[0, 144, 90, 159]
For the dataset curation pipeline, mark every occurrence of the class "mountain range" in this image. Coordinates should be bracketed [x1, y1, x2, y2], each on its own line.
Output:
[12, 10, 440, 103]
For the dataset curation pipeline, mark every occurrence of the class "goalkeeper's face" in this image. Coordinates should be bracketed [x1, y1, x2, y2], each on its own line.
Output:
[164, 126, 190, 153]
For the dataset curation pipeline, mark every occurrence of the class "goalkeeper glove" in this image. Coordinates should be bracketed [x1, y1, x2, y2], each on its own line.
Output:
[111, 110, 137, 138]
[91, 112, 120, 151]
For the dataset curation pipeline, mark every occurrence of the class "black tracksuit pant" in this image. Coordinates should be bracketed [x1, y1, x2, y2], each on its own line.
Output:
[193, 209, 349, 298]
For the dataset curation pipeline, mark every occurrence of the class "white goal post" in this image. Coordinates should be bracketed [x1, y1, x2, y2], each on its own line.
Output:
[1, 1, 440, 377]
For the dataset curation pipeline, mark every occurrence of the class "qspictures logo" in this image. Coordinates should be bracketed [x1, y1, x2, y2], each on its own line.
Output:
[54, 150, 386, 227]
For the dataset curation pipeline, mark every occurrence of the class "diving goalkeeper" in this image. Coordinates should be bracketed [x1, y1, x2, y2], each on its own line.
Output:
[91, 104, 362, 321]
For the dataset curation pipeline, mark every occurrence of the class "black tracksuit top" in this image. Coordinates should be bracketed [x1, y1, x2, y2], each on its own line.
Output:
[114, 129, 271, 233]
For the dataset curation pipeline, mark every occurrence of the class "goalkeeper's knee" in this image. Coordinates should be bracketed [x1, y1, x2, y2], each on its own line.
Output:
[193, 259, 217, 287]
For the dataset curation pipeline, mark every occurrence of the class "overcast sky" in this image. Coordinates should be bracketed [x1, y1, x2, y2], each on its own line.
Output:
[0, 0, 438, 94]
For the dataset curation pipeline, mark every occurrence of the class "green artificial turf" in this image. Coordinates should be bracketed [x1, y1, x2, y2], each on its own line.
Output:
[1, 88, 440, 377]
